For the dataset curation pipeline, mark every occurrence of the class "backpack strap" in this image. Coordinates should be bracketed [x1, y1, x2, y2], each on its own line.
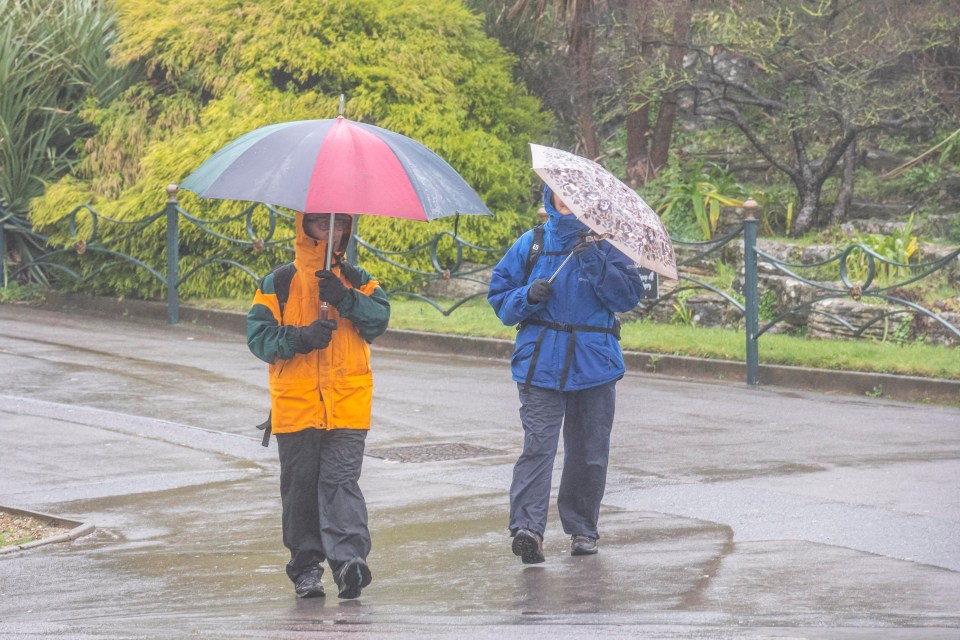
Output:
[271, 262, 297, 325]
[522, 224, 568, 284]
[256, 412, 272, 447]
[523, 224, 545, 284]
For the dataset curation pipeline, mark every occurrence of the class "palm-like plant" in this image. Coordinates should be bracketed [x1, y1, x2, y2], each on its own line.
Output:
[656, 160, 746, 240]
[0, 0, 130, 285]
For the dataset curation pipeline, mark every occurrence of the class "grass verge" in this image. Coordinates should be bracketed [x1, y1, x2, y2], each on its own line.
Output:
[388, 297, 960, 380]
[189, 295, 960, 379]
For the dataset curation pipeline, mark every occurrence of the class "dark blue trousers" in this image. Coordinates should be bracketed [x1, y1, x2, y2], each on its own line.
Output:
[509, 380, 617, 540]
[276, 428, 369, 582]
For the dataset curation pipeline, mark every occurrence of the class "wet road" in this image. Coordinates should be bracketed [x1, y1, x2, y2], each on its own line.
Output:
[0, 304, 958, 639]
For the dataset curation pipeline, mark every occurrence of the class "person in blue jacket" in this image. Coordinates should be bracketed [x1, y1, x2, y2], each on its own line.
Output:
[488, 185, 645, 564]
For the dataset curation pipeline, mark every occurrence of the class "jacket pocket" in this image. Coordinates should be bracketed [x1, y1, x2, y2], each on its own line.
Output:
[573, 333, 619, 382]
[511, 336, 537, 370]
[329, 374, 373, 429]
[270, 378, 320, 431]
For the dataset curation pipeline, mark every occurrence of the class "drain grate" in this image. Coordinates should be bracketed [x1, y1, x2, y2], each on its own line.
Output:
[366, 442, 504, 463]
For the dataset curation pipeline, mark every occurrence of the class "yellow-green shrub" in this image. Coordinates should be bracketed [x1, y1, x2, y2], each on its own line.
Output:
[29, 0, 551, 297]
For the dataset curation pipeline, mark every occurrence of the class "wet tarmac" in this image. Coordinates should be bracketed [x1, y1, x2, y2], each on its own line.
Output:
[0, 304, 958, 639]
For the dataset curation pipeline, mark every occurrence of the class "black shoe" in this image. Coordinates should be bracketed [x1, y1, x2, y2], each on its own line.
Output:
[336, 557, 372, 600]
[294, 565, 325, 598]
[571, 535, 598, 556]
[512, 528, 545, 564]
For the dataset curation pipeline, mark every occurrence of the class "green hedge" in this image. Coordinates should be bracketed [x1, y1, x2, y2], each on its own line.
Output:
[29, 0, 551, 297]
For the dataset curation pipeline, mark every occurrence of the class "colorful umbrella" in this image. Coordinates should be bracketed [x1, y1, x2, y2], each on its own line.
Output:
[180, 116, 492, 221]
[530, 143, 677, 280]
[181, 115, 492, 317]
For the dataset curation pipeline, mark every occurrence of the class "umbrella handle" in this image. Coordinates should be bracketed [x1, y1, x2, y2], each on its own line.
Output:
[546, 233, 608, 283]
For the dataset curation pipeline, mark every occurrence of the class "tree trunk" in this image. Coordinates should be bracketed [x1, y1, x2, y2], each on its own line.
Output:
[625, 106, 654, 185]
[791, 182, 823, 236]
[620, 0, 654, 185]
[646, 0, 695, 177]
[830, 140, 857, 226]
[570, 11, 599, 159]
[648, 91, 679, 174]
[577, 100, 600, 159]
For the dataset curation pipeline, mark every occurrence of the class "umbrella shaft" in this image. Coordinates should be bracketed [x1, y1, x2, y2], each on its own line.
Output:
[320, 213, 336, 320]
[548, 252, 575, 283]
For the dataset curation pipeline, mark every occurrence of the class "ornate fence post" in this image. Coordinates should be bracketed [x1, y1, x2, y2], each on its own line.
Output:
[742, 198, 760, 385]
[166, 183, 180, 325]
[0, 204, 6, 286]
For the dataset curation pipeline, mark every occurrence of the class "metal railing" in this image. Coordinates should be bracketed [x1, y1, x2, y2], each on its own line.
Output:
[642, 200, 958, 383]
[4, 188, 958, 385]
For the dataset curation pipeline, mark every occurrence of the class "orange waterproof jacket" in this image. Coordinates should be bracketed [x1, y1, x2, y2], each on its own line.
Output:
[246, 214, 390, 433]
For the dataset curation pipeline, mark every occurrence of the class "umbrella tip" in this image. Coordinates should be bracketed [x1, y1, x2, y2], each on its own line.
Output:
[338, 94, 345, 117]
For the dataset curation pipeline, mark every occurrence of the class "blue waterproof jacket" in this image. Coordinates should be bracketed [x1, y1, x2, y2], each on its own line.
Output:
[488, 187, 645, 391]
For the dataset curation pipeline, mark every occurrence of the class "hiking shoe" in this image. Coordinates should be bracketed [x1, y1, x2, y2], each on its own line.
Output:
[293, 565, 325, 598]
[336, 557, 372, 600]
[512, 528, 545, 564]
[571, 535, 598, 556]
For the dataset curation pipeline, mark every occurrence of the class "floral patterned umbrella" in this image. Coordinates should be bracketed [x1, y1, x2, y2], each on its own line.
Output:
[530, 143, 677, 280]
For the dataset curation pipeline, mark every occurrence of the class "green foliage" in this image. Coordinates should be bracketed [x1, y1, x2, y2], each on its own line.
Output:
[654, 160, 746, 240]
[749, 186, 797, 237]
[886, 313, 914, 345]
[899, 164, 943, 197]
[758, 290, 778, 322]
[845, 215, 919, 285]
[705, 260, 737, 291]
[0, 281, 46, 305]
[947, 215, 960, 244]
[670, 290, 695, 326]
[0, 529, 34, 547]
[865, 384, 884, 398]
[29, 0, 550, 298]
[0, 0, 131, 284]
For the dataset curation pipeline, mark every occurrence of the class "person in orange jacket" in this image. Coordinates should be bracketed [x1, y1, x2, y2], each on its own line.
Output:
[247, 212, 390, 600]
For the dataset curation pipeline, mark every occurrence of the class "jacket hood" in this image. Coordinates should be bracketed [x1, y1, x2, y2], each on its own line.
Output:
[543, 185, 588, 244]
[294, 212, 352, 274]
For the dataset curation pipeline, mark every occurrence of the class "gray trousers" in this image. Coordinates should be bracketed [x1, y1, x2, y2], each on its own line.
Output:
[276, 428, 370, 582]
[509, 380, 617, 540]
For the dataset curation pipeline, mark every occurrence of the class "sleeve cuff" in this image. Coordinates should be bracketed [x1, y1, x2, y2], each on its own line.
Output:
[334, 289, 358, 314]
[281, 328, 300, 358]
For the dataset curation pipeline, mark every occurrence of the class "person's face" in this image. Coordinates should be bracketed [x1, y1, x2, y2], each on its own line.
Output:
[551, 193, 573, 215]
[303, 214, 352, 241]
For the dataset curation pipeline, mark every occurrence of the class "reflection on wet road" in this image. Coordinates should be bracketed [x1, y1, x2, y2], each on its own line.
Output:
[1, 305, 959, 638]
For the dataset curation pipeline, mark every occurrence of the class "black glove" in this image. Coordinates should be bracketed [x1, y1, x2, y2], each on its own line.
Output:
[316, 270, 348, 306]
[526, 279, 553, 304]
[337, 260, 363, 288]
[571, 232, 599, 256]
[293, 319, 338, 353]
